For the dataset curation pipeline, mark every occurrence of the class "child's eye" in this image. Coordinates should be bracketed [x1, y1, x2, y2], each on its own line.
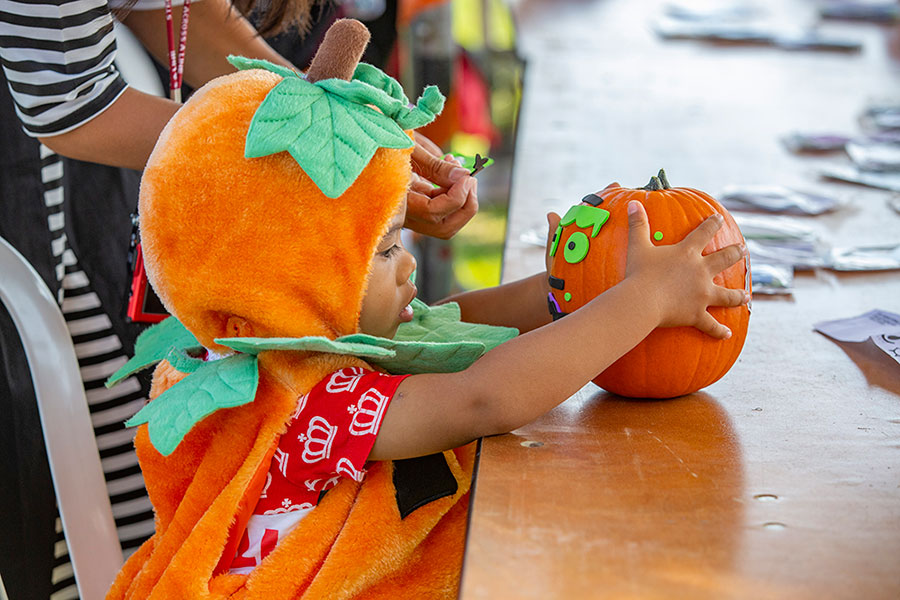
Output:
[380, 245, 401, 258]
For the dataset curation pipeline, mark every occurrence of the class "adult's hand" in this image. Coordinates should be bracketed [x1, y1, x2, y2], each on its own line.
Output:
[406, 132, 479, 239]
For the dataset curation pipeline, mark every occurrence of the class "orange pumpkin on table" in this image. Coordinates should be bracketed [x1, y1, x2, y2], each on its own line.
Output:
[547, 170, 751, 398]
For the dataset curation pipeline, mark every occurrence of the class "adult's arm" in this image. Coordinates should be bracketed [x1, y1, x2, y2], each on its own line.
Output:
[37, 0, 291, 170]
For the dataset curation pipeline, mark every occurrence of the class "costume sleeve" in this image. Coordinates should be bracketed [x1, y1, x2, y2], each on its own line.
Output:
[274, 367, 409, 493]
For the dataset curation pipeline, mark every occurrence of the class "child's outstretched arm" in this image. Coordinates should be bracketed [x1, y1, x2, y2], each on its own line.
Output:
[437, 213, 562, 334]
[369, 202, 748, 461]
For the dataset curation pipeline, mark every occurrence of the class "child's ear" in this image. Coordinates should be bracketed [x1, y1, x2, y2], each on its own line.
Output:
[225, 316, 255, 338]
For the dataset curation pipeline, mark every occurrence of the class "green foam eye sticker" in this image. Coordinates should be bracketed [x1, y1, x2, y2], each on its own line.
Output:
[654, 231, 664, 241]
[549, 224, 563, 257]
[564, 231, 590, 264]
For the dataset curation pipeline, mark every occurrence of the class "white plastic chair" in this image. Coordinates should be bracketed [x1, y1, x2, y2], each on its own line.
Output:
[0, 236, 123, 599]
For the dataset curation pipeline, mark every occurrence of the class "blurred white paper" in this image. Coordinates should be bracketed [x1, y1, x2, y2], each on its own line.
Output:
[719, 185, 844, 214]
[820, 164, 900, 192]
[828, 244, 900, 271]
[814, 309, 900, 364]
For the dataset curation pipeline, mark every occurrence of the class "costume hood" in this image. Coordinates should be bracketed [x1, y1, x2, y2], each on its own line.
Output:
[140, 67, 413, 350]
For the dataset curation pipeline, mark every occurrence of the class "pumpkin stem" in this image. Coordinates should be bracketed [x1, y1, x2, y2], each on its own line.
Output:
[640, 169, 672, 191]
[657, 169, 671, 189]
[641, 176, 663, 191]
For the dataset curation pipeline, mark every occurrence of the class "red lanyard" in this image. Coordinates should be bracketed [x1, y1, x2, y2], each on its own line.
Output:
[164, 0, 191, 103]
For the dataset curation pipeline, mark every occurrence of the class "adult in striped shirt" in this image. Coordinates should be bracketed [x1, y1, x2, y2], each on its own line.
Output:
[0, 2, 325, 599]
[0, 1, 478, 598]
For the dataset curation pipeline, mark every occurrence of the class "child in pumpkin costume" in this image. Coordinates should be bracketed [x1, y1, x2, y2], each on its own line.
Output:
[106, 18, 749, 600]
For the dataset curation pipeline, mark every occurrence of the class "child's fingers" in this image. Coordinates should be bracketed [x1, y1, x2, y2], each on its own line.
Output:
[683, 213, 724, 251]
[695, 311, 732, 340]
[710, 285, 750, 308]
[626, 201, 651, 247]
[546, 212, 561, 239]
[545, 212, 561, 271]
[599, 181, 620, 193]
[703, 243, 744, 275]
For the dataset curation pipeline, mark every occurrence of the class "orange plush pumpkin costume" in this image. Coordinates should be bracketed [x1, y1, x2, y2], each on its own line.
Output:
[107, 20, 476, 600]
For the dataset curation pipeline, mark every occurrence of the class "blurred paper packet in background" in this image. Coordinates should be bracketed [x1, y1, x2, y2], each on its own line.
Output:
[719, 185, 846, 215]
[815, 309, 900, 365]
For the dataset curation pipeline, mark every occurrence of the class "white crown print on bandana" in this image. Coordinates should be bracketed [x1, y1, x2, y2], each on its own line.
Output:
[336, 457, 365, 482]
[290, 393, 309, 421]
[273, 448, 290, 477]
[347, 388, 389, 436]
[304, 474, 340, 492]
[301, 416, 337, 464]
[326, 367, 365, 394]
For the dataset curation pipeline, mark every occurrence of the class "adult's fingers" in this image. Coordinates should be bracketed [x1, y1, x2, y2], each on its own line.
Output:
[413, 131, 443, 157]
[703, 243, 745, 275]
[411, 140, 469, 187]
[695, 311, 732, 340]
[405, 178, 478, 239]
[407, 176, 471, 224]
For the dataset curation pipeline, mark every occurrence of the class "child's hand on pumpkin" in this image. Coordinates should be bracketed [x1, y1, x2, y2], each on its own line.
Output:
[407, 133, 479, 239]
[625, 201, 748, 339]
[545, 211, 561, 273]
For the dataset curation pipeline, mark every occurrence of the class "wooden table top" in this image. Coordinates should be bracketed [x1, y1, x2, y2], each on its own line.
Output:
[459, 1, 900, 598]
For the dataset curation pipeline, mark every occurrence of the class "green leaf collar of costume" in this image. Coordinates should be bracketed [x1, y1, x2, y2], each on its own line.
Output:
[109, 301, 517, 456]
[227, 56, 445, 199]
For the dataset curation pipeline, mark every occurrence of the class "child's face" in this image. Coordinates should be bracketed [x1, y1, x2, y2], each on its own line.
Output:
[358, 199, 418, 339]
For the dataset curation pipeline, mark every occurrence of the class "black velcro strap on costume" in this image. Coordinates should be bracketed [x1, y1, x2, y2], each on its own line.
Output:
[393, 453, 458, 519]
[581, 193, 604, 206]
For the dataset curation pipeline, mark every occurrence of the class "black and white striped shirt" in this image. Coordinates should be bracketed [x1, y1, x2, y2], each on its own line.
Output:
[0, 0, 178, 137]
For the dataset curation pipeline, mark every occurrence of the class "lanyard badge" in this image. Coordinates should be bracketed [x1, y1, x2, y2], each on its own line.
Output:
[127, 0, 190, 323]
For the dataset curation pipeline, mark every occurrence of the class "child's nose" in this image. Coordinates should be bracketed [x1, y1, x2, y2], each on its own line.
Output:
[400, 249, 417, 283]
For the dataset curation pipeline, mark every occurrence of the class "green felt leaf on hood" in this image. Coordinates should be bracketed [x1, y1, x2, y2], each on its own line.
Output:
[118, 297, 518, 455]
[394, 298, 518, 352]
[244, 75, 414, 198]
[219, 299, 518, 375]
[106, 317, 200, 387]
[215, 335, 395, 358]
[227, 55, 300, 80]
[125, 353, 259, 456]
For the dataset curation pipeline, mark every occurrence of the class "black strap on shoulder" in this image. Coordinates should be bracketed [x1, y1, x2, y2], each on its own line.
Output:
[392, 453, 458, 519]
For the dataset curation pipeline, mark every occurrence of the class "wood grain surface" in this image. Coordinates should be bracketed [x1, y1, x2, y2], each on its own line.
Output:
[459, 1, 900, 598]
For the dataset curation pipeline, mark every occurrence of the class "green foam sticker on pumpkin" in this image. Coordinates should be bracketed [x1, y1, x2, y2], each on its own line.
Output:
[560, 204, 610, 238]
[549, 224, 563, 257]
[564, 231, 590, 264]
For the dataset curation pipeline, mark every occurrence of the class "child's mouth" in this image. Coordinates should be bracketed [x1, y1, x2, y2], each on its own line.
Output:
[399, 303, 414, 322]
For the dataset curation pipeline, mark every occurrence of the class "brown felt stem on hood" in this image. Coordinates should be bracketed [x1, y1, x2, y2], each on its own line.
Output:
[305, 18, 370, 83]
